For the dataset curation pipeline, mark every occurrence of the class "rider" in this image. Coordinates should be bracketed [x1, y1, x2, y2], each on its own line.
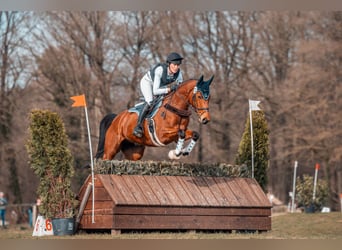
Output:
[133, 52, 184, 138]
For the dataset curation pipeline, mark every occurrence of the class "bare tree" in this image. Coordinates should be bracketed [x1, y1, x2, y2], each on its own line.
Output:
[112, 11, 162, 108]
[0, 11, 38, 202]
[279, 12, 342, 209]
[30, 11, 121, 184]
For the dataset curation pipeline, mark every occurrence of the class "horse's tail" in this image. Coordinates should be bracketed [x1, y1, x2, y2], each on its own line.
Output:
[95, 113, 117, 159]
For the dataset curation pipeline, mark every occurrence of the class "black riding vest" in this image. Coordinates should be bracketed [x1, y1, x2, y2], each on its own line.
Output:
[149, 63, 180, 87]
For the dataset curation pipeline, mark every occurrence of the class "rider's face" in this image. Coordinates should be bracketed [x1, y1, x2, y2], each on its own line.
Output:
[169, 63, 180, 74]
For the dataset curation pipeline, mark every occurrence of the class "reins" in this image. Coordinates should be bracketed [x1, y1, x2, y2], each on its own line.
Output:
[164, 103, 191, 117]
[162, 79, 209, 118]
[163, 83, 191, 118]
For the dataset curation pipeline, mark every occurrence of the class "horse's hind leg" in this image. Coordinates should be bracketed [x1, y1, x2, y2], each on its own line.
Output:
[103, 142, 121, 160]
[120, 140, 145, 161]
[103, 132, 122, 160]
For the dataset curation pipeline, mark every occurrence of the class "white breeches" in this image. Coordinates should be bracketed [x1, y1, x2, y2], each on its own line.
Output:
[140, 76, 154, 104]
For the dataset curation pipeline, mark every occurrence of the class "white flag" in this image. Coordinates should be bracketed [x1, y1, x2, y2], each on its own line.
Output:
[249, 99, 261, 111]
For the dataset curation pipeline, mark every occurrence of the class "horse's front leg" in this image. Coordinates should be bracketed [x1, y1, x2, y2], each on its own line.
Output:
[168, 130, 186, 160]
[182, 131, 200, 156]
[168, 130, 200, 160]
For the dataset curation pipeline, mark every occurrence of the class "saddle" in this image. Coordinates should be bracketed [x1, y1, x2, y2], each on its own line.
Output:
[128, 96, 165, 146]
[128, 95, 164, 119]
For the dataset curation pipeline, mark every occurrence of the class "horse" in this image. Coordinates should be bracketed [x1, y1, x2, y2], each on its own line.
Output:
[95, 75, 214, 161]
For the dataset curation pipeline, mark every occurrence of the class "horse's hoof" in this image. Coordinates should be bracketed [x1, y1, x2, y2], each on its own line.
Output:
[182, 151, 189, 156]
[168, 150, 181, 160]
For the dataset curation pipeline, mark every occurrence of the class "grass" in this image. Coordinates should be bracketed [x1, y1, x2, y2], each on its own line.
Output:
[1, 212, 341, 239]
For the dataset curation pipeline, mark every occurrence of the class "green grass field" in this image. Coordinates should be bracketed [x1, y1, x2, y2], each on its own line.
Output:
[1, 212, 341, 239]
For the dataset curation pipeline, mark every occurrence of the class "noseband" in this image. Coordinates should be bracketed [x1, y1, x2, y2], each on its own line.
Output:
[191, 88, 210, 115]
[163, 82, 209, 118]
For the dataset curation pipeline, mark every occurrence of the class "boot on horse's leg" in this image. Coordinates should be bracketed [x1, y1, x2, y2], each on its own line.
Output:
[133, 102, 150, 138]
[182, 131, 200, 156]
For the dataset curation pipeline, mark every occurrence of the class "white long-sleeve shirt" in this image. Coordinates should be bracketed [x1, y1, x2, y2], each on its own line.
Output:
[140, 65, 183, 103]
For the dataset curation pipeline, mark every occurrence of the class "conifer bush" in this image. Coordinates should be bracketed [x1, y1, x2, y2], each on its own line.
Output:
[235, 110, 269, 192]
[26, 110, 77, 219]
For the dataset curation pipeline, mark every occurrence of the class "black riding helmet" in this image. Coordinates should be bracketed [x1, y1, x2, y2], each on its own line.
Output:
[166, 52, 183, 65]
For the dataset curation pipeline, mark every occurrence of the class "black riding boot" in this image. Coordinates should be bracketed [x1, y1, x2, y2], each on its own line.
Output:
[133, 103, 150, 138]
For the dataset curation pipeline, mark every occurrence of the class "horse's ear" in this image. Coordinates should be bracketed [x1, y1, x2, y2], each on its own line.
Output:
[198, 75, 204, 84]
[207, 75, 214, 85]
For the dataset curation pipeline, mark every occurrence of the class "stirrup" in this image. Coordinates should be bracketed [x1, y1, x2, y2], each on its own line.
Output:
[133, 126, 143, 138]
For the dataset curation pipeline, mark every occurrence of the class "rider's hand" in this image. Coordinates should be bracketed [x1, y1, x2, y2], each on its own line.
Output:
[170, 83, 178, 92]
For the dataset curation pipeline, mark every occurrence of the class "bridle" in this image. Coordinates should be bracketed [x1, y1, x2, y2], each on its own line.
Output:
[164, 85, 209, 118]
[191, 86, 210, 116]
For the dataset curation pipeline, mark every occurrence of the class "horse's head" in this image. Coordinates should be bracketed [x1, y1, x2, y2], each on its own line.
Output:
[190, 75, 214, 124]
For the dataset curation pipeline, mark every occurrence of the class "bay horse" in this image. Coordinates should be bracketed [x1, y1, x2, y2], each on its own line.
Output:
[95, 75, 214, 161]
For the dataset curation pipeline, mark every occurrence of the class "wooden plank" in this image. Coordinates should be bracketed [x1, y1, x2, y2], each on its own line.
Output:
[114, 205, 271, 216]
[110, 175, 138, 204]
[244, 178, 271, 206]
[215, 178, 241, 207]
[99, 175, 127, 204]
[78, 175, 101, 196]
[79, 214, 113, 229]
[154, 176, 183, 205]
[84, 200, 114, 210]
[83, 208, 113, 215]
[141, 176, 171, 205]
[93, 175, 104, 187]
[177, 176, 209, 206]
[176, 176, 207, 206]
[223, 178, 250, 206]
[78, 177, 91, 199]
[191, 177, 221, 206]
[201, 177, 231, 206]
[166, 176, 196, 206]
[120, 175, 150, 205]
[237, 178, 268, 206]
[113, 214, 271, 230]
[84, 187, 112, 201]
[131, 175, 160, 205]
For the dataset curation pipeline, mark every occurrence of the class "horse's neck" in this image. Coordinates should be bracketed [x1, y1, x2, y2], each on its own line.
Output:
[167, 81, 195, 109]
[166, 89, 190, 111]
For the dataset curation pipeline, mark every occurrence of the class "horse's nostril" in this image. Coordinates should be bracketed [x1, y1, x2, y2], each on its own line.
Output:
[202, 118, 209, 124]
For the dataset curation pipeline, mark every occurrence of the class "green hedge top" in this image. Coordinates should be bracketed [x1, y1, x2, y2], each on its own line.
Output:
[94, 160, 249, 178]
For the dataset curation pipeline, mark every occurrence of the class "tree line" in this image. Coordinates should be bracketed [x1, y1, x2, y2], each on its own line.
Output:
[0, 11, 341, 210]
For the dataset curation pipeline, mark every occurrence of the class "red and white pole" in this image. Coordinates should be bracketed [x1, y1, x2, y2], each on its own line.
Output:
[313, 163, 320, 201]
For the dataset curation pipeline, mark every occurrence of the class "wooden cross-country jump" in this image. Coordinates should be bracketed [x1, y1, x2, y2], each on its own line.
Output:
[77, 174, 271, 234]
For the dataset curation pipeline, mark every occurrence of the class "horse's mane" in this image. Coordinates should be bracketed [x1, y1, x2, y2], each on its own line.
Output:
[182, 78, 198, 85]
[175, 78, 197, 92]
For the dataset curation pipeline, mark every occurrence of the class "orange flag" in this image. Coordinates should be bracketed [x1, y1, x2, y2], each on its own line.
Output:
[70, 94, 86, 107]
